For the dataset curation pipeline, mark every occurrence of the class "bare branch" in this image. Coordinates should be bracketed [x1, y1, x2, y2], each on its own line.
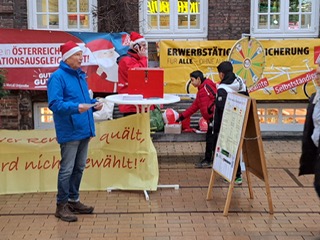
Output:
[92, 0, 140, 32]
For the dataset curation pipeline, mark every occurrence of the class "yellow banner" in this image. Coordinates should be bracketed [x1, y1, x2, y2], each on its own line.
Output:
[160, 39, 320, 100]
[0, 113, 159, 194]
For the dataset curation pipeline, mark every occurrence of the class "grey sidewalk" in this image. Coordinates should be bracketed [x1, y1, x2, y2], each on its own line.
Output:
[0, 140, 320, 240]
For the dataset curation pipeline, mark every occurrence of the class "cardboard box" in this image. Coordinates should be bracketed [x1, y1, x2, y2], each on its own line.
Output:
[164, 123, 182, 134]
[128, 68, 164, 98]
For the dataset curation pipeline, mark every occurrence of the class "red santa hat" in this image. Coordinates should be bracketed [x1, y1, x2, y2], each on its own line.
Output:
[130, 31, 146, 48]
[60, 41, 82, 61]
[86, 39, 114, 53]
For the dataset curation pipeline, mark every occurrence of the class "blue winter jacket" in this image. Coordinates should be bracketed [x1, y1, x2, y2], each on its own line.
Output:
[47, 61, 97, 144]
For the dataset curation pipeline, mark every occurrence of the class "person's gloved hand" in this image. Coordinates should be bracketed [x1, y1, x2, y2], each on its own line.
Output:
[175, 114, 184, 123]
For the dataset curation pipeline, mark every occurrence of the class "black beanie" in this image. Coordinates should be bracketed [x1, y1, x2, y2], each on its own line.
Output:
[217, 61, 233, 74]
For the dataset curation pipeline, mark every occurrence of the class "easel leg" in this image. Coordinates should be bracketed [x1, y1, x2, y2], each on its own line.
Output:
[206, 170, 216, 200]
[223, 156, 241, 216]
[246, 170, 254, 199]
[265, 185, 274, 214]
[262, 171, 274, 214]
[223, 182, 235, 216]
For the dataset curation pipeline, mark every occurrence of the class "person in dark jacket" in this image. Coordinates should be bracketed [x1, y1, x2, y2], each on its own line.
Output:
[176, 70, 217, 168]
[299, 64, 320, 197]
[213, 61, 249, 185]
[47, 41, 103, 222]
[117, 32, 148, 116]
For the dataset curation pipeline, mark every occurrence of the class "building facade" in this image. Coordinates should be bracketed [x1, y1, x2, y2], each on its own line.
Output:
[0, 0, 319, 131]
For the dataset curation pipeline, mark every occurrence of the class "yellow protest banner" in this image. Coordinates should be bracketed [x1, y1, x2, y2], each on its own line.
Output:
[160, 39, 320, 100]
[0, 113, 159, 194]
[160, 40, 234, 96]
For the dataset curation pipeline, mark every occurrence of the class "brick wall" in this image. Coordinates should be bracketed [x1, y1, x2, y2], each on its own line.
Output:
[0, 95, 19, 129]
[0, 91, 37, 130]
[0, 0, 14, 28]
[0, 90, 48, 130]
[18, 91, 33, 130]
[0, 0, 27, 29]
[208, 0, 250, 40]
[0, 1, 29, 129]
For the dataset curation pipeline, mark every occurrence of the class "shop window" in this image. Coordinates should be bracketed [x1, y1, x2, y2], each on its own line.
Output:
[251, 0, 319, 38]
[34, 103, 54, 129]
[28, 0, 97, 32]
[281, 108, 306, 124]
[141, 0, 208, 40]
[257, 103, 307, 131]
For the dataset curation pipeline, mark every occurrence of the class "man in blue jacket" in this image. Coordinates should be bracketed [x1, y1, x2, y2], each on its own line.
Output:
[47, 41, 102, 222]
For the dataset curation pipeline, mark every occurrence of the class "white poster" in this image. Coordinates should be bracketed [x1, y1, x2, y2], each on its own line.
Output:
[213, 94, 249, 181]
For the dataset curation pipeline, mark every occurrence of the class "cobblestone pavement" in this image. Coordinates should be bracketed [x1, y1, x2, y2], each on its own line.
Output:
[0, 140, 319, 240]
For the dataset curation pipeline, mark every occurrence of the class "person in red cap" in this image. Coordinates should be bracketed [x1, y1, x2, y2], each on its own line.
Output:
[86, 39, 120, 92]
[117, 31, 148, 115]
[47, 40, 103, 222]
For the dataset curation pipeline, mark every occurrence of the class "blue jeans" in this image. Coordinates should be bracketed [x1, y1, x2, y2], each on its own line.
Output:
[57, 138, 90, 204]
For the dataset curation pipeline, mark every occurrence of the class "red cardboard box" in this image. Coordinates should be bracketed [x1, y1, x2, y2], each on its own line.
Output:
[128, 68, 164, 98]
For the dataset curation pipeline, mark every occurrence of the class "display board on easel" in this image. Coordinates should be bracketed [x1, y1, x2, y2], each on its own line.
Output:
[206, 93, 273, 216]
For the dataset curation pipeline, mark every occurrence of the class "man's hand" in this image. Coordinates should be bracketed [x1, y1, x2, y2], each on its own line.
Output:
[137, 47, 147, 57]
[93, 102, 103, 111]
[78, 102, 104, 113]
[175, 114, 184, 123]
[78, 103, 94, 113]
[78, 102, 103, 113]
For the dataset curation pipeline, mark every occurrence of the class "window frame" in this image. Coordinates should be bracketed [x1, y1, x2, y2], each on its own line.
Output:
[33, 102, 54, 130]
[27, 0, 97, 32]
[250, 0, 319, 38]
[140, 0, 208, 41]
[257, 103, 307, 131]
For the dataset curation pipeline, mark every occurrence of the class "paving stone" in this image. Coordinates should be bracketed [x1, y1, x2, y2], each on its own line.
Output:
[0, 140, 319, 239]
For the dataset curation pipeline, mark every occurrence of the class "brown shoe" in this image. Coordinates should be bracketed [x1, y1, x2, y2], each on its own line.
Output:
[55, 202, 77, 222]
[68, 201, 94, 214]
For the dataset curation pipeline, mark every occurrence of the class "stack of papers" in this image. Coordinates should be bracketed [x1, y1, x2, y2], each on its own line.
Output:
[122, 94, 143, 100]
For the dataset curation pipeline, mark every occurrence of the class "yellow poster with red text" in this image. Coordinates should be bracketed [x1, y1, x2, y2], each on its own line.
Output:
[160, 39, 320, 100]
[0, 113, 159, 194]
